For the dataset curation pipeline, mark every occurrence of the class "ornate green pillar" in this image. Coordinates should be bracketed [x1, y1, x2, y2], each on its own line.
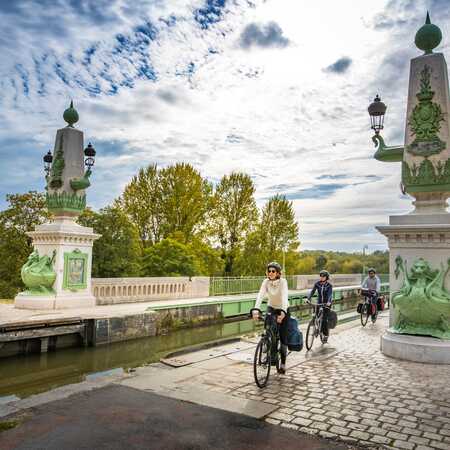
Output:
[371, 13, 450, 363]
[15, 103, 100, 310]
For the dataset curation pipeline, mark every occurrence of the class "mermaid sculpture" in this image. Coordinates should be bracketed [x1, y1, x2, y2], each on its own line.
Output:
[392, 257, 450, 339]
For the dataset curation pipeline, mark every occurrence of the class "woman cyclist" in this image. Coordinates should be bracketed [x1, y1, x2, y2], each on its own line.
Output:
[307, 270, 333, 343]
[252, 262, 289, 374]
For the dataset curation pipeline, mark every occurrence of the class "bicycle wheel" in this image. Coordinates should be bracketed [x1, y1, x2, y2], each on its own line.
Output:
[360, 303, 369, 327]
[253, 336, 271, 388]
[306, 319, 315, 350]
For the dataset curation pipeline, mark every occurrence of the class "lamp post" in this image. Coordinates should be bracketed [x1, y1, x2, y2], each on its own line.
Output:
[84, 142, 96, 170]
[368, 95, 387, 135]
[43, 150, 53, 177]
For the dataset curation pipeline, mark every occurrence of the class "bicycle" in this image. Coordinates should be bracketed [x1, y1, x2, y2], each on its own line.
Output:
[305, 300, 331, 351]
[360, 289, 378, 327]
[250, 307, 286, 388]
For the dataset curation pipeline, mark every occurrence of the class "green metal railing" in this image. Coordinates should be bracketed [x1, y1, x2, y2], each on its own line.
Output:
[209, 274, 389, 297]
[209, 276, 296, 296]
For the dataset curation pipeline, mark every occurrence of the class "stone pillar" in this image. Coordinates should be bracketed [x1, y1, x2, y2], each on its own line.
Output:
[15, 103, 100, 310]
[372, 14, 450, 363]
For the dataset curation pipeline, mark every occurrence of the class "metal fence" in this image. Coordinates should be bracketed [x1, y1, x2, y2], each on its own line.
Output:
[209, 276, 296, 296]
[209, 274, 390, 297]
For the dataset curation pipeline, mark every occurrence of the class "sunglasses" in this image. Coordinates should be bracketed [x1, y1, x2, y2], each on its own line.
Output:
[268, 269, 277, 274]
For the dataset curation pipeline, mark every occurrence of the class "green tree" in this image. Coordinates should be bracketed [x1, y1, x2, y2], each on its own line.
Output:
[78, 206, 142, 278]
[0, 191, 50, 298]
[296, 255, 316, 274]
[259, 194, 300, 259]
[326, 259, 340, 274]
[142, 238, 200, 277]
[342, 259, 364, 273]
[315, 254, 328, 271]
[212, 172, 258, 275]
[158, 163, 212, 242]
[120, 164, 163, 247]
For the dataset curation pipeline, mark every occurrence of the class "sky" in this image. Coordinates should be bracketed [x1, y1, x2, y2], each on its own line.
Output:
[1, 0, 450, 252]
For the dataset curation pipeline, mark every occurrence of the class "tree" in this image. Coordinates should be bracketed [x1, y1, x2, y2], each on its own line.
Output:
[212, 172, 258, 275]
[158, 163, 212, 242]
[259, 194, 300, 260]
[315, 254, 328, 271]
[142, 238, 200, 277]
[78, 206, 142, 278]
[342, 259, 364, 274]
[296, 255, 316, 274]
[0, 191, 51, 298]
[326, 259, 340, 274]
[120, 164, 163, 247]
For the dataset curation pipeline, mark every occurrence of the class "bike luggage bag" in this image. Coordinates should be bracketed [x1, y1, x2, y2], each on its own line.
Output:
[286, 316, 303, 351]
[356, 303, 363, 314]
[327, 310, 338, 329]
[377, 297, 385, 311]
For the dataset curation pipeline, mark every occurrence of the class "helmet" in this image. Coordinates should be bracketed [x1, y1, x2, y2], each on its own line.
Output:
[319, 270, 330, 279]
[267, 261, 282, 272]
[368, 268, 376, 274]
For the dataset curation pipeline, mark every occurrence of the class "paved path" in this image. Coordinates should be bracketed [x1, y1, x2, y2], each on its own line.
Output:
[0, 385, 352, 450]
[118, 314, 450, 450]
[2, 313, 449, 450]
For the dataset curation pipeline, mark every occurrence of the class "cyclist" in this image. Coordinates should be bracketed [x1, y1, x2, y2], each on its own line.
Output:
[361, 268, 381, 322]
[307, 270, 333, 343]
[252, 262, 289, 374]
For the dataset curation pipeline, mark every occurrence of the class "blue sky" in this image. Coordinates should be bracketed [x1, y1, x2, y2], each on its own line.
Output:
[1, 0, 450, 251]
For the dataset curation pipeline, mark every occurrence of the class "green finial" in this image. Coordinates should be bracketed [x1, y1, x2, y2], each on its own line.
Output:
[63, 100, 79, 127]
[414, 11, 442, 54]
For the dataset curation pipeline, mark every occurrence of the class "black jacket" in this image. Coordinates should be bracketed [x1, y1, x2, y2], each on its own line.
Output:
[308, 281, 333, 304]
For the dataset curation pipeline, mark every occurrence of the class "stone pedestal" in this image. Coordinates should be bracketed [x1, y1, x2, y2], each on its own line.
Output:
[377, 213, 450, 363]
[15, 217, 100, 310]
[381, 329, 450, 364]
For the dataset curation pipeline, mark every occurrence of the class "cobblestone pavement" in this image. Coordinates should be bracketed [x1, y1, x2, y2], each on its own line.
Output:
[188, 314, 450, 450]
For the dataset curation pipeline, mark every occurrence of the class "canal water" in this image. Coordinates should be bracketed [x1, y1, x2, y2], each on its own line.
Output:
[0, 319, 260, 402]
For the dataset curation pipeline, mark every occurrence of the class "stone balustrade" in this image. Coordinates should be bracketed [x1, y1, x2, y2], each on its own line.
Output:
[295, 274, 362, 290]
[92, 277, 210, 305]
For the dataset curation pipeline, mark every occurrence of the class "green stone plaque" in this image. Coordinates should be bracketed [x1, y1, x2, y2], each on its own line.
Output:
[63, 249, 88, 291]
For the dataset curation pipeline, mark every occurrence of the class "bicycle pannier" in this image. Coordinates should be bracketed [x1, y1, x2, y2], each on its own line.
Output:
[327, 310, 338, 329]
[287, 316, 303, 351]
[356, 303, 363, 314]
[377, 296, 385, 311]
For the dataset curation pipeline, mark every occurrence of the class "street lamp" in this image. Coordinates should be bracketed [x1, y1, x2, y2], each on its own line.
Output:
[84, 142, 96, 170]
[43, 150, 53, 177]
[368, 95, 387, 135]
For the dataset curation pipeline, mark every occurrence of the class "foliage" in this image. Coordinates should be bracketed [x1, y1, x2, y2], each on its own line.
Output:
[142, 238, 200, 277]
[211, 172, 258, 275]
[120, 163, 212, 247]
[119, 164, 163, 247]
[78, 206, 142, 278]
[0, 191, 50, 298]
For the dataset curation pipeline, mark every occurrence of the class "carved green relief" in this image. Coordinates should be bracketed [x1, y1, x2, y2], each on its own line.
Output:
[46, 191, 86, 214]
[394, 255, 403, 280]
[63, 249, 88, 291]
[392, 257, 450, 339]
[21, 250, 56, 295]
[48, 135, 65, 189]
[407, 65, 445, 157]
[70, 168, 92, 191]
[403, 158, 450, 191]
[372, 134, 404, 163]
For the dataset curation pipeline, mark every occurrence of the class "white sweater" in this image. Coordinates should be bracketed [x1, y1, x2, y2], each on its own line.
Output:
[254, 278, 289, 311]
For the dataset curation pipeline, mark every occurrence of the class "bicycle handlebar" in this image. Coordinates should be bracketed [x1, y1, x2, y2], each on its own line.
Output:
[249, 307, 287, 318]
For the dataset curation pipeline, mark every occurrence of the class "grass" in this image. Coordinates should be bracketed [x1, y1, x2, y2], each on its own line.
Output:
[0, 298, 13, 304]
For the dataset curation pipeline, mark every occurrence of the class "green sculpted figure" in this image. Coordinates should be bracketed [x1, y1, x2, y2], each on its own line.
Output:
[392, 257, 450, 339]
[21, 250, 57, 295]
[70, 167, 92, 191]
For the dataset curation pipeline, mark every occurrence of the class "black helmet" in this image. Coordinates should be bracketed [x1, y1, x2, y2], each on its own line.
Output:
[267, 261, 282, 272]
[319, 270, 330, 279]
[368, 268, 376, 274]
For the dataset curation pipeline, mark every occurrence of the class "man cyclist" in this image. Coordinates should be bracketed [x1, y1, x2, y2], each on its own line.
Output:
[307, 270, 333, 343]
[252, 262, 289, 374]
[361, 268, 381, 322]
